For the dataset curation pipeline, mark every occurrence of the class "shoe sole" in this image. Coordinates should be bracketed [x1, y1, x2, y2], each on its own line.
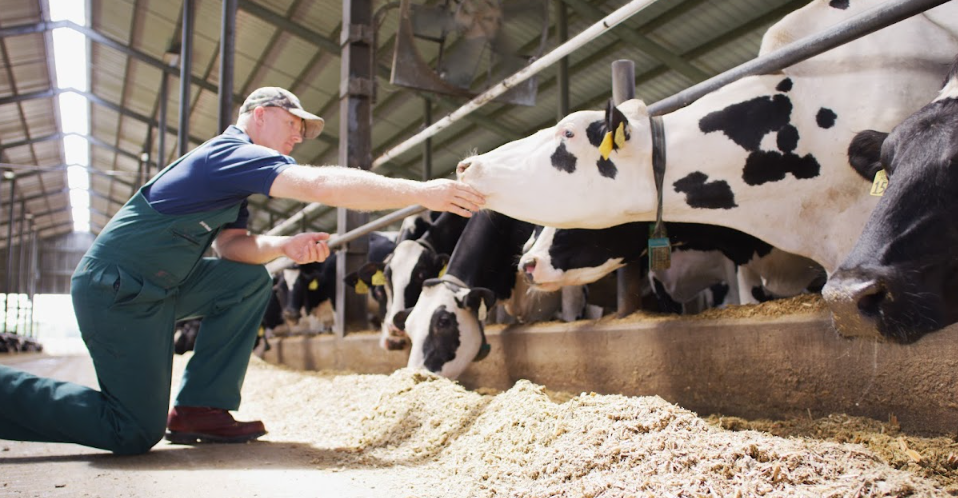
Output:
[165, 430, 267, 445]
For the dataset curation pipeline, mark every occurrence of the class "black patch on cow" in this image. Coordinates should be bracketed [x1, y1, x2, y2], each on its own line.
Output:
[777, 125, 799, 153]
[699, 94, 793, 151]
[652, 278, 683, 314]
[742, 150, 821, 186]
[596, 156, 618, 179]
[816, 108, 837, 129]
[776, 78, 793, 93]
[752, 286, 774, 302]
[673, 172, 738, 210]
[586, 120, 606, 147]
[829, 0, 849, 9]
[710, 283, 730, 306]
[422, 305, 460, 373]
[550, 143, 577, 173]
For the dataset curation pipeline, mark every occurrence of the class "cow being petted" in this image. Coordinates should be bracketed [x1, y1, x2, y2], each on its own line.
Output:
[457, 0, 958, 278]
[822, 56, 958, 342]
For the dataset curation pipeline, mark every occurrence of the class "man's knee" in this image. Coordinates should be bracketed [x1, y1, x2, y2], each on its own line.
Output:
[108, 420, 166, 455]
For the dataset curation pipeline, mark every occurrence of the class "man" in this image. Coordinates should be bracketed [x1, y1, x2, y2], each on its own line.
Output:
[0, 87, 484, 455]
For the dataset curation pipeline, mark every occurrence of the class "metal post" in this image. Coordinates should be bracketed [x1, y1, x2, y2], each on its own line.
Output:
[335, 0, 374, 336]
[178, 0, 194, 157]
[16, 201, 26, 334]
[218, 0, 237, 133]
[555, 0, 570, 122]
[3, 173, 15, 334]
[611, 60, 643, 317]
[27, 224, 37, 338]
[422, 98, 432, 180]
[158, 73, 169, 170]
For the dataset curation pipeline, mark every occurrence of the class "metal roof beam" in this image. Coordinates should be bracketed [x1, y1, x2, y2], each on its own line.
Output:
[559, 0, 710, 83]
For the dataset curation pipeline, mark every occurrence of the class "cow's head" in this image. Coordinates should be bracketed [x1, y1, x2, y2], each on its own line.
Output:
[344, 261, 389, 330]
[399, 278, 495, 379]
[457, 99, 656, 229]
[518, 223, 646, 292]
[823, 64, 958, 342]
[376, 240, 449, 351]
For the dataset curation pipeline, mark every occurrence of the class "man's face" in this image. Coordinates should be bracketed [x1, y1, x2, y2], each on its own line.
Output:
[258, 106, 304, 155]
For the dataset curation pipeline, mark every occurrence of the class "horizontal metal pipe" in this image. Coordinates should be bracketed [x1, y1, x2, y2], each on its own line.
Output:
[648, 0, 950, 115]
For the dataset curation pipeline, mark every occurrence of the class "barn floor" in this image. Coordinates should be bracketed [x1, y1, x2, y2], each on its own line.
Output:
[0, 353, 410, 498]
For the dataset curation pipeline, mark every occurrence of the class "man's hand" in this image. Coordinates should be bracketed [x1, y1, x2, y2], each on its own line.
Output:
[419, 179, 485, 217]
[283, 232, 331, 264]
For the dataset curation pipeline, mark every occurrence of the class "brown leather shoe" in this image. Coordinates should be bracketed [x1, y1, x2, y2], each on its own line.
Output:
[165, 406, 267, 444]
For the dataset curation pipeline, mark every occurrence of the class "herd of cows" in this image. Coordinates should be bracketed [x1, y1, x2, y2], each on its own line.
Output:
[178, 0, 958, 380]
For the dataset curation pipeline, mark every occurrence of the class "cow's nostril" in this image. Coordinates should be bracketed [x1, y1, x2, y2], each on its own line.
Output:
[522, 260, 536, 275]
[856, 282, 887, 319]
[456, 161, 471, 176]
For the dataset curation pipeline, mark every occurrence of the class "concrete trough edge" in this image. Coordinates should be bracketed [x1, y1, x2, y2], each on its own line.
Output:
[259, 311, 958, 436]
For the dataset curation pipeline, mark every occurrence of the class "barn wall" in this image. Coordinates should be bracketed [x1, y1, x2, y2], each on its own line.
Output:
[0, 232, 94, 296]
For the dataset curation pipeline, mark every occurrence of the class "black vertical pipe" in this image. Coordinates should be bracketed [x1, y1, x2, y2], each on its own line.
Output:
[555, 0, 569, 121]
[27, 224, 37, 338]
[3, 175, 15, 334]
[158, 73, 169, 170]
[611, 60, 642, 317]
[336, 0, 374, 337]
[16, 202, 26, 334]
[218, 0, 237, 133]
[178, 0, 194, 157]
[422, 98, 432, 180]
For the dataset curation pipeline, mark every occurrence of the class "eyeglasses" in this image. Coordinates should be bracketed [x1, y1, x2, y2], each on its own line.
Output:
[300, 119, 306, 138]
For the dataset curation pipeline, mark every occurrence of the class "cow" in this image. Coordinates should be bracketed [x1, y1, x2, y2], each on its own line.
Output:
[520, 222, 824, 312]
[822, 55, 958, 343]
[455, 0, 958, 277]
[284, 232, 397, 332]
[396, 210, 564, 379]
[370, 212, 470, 351]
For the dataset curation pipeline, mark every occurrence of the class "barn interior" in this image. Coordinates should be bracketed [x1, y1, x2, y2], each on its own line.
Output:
[2, 0, 958, 495]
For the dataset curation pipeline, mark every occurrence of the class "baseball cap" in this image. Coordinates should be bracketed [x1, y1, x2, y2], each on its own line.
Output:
[239, 87, 325, 139]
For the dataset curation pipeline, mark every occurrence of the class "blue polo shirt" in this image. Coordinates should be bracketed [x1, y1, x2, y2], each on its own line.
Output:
[143, 126, 295, 229]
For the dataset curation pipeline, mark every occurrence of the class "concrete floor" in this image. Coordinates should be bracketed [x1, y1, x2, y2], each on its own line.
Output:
[0, 353, 402, 498]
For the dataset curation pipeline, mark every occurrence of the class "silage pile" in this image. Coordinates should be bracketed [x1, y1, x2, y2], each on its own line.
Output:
[227, 357, 948, 497]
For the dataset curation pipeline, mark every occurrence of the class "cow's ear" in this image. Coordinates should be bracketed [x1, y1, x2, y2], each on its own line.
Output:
[465, 287, 497, 322]
[357, 261, 386, 286]
[393, 308, 412, 331]
[848, 130, 888, 180]
[601, 100, 632, 160]
[343, 271, 370, 294]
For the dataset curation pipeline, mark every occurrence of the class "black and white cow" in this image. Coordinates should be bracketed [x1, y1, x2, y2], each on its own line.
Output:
[823, 56, 958, 343]
[456, 0, 958, 276]
[396, 210, 563, 378]
[372, 212, 470, 351]
[520, 222, 824, 311]
[284, 232, 397, 332]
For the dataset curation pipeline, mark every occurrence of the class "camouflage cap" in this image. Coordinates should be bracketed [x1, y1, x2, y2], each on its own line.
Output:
[239, 87, 325, 139]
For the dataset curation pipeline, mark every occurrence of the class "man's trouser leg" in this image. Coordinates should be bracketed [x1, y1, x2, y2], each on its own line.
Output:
[172, 258, 271, 409]
[0, 259, 177, 454]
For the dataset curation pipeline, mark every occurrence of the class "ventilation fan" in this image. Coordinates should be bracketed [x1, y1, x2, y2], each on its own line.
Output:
[390, 0, 549, 106]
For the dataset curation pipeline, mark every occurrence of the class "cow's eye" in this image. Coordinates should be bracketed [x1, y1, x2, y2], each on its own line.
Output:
[564, 129, 574, 139]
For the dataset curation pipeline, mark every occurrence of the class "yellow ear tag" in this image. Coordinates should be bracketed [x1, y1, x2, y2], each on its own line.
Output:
[870, 169, 888, 197]
[354, 280, 369, 294]
[614, 122, 627, 149]
[308, 279, 319, 291]
[438, 265, 448, 278]
[599, 132, 613, 160]
[371, 270, 386, 286]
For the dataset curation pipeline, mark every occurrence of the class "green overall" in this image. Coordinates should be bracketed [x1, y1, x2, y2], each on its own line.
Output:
[0, 152, 272, 455]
